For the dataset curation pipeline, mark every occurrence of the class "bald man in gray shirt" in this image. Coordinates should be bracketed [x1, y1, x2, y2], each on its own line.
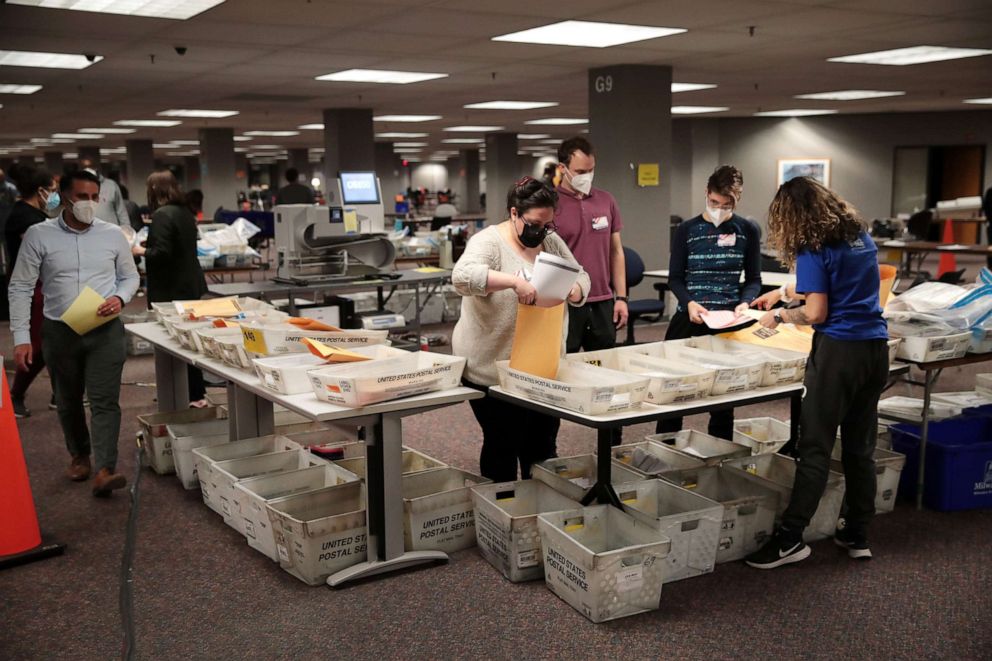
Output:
[8, 170, 139, 496]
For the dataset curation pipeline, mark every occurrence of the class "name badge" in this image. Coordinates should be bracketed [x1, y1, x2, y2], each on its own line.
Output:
[591, 216, 609, 231]
[717, 234, 737, 247]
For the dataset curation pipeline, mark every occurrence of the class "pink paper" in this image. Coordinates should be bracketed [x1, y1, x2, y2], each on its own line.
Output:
[701, 310, 749, 330]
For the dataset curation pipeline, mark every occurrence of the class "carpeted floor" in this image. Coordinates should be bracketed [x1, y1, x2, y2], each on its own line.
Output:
[3, 262, 992, 660]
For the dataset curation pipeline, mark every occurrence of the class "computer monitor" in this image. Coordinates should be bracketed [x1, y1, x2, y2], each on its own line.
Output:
[339, 171, 381, 205]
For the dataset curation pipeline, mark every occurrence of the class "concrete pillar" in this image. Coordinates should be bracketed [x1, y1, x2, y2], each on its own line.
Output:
[484, 133, 519, 225]
[322, 108, 374, 204]
[43, 151, 64, 175]
[274, 158, 288, 190]
[125, 139, 155, 205]
[0, 157, 13, 172]
[374, 142, 403, 205]
[460, 149, 481, 212]
[588, 64, 673, 270]
[198, 127, 237, 213]
[77, 145, 100, 166]
[17, 154, 37, 168]
[184, 156, 201, 192]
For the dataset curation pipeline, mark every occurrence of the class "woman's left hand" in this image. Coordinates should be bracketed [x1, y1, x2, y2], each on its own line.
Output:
[759, 310, 780, 329]
[567, 283, 582, 303]
[735, 302, 750, 316]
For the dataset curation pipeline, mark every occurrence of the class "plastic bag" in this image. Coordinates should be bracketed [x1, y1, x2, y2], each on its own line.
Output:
[885, 312, 959, 338]
[886, 282, 969, 313]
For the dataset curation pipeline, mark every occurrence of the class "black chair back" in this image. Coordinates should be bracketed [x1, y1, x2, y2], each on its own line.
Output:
[624, 246, 645, 289]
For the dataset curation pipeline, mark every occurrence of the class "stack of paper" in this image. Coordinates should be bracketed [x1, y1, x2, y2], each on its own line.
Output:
[530, 252, 580, 307]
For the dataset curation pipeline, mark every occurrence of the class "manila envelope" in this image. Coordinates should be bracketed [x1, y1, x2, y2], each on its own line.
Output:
[509, 303, 565, 379]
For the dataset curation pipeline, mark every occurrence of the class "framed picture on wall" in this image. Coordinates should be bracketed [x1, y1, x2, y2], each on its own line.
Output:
[777, 158, 831, 187]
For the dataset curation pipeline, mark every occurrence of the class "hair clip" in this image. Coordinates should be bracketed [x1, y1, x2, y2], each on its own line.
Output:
[514, 176, 534, 187]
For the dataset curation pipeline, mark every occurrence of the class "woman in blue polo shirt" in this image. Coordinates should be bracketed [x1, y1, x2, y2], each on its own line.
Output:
[746, 177, 889, 570]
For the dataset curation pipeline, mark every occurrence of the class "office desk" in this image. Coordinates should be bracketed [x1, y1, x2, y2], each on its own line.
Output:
[876, 240, 992, 275]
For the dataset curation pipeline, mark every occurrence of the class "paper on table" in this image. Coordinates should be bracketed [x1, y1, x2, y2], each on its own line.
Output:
[701, 310, 750, 330]
[176, 297, 241, 318]
[938, 244, 969, 251]
[415, 267, 447, 273]
[60, 286, 116, 336]
[303, 338, 371, 363]
[531, 252, 580, 307]
[288, 317, 341, 331]
[509, 302, 564, 378]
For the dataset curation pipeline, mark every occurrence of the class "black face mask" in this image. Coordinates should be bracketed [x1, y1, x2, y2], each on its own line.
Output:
[518, 219, 546, 248]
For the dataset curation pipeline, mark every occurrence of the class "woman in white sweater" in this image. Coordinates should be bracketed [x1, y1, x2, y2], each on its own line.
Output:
[452, 177, 591, 482]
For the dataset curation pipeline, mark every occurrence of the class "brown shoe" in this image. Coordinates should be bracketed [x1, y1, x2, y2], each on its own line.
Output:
[67, 455, 92, 481]
[92, 468, 127, 497]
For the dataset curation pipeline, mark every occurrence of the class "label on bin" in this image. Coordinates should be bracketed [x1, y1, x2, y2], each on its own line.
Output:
[616, 564, 644, 593]
[517, 549, 540, 569]
[277, 543, 290, 563]
[242, 327, 268, 355]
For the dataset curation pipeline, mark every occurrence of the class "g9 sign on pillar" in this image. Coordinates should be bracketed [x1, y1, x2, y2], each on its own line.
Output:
[595, 75, 613, 94]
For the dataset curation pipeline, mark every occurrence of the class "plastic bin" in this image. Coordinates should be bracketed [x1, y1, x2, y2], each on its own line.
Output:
[564, 348, 715, 405]
[890, 417, 992, 511]
[681, 336, 806, 387]
[241, 322, 389, 356]
[195, 326, 244, 362]
[829, 446, 906, 514]
[976, 373, 992, 398]
[252, 345, 410, 395]
[657, 466, 780, 563]
[537, 505, 671, 623]
[137, 406, 224, 475]
[733, 417, 791, 455]
[216, 334, 253, 369]
[471, 480, 582, 582]
[333, 448, 446, 478]
[612, 441, 706, 480]
[173, 320, 214, 352]
[266, 481, 368, 585]
[887, 338, 902, 365]
[193, 435, 303, 515]
[894, 331, 971, 362]
[167, 412, 323, 489]
[614, 479, 723, 582]
[645, 430, 751, 465]
[495, 360, 650, 415]
[723, 454, 846, 542]
[402, 468, 490, 553]
[661, 342, 765, 393]
[533, 454, 645, 502]
[309, 352, 466, 408]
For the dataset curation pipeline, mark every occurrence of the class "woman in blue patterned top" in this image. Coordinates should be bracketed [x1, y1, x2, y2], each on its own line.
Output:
[659, 165, 762, 439]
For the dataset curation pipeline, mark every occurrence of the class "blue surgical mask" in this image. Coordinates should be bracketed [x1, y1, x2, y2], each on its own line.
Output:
[41, 189, 62, 217]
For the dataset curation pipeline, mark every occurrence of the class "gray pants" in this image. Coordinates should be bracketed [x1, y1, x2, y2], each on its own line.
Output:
[42, 318, 126, 472]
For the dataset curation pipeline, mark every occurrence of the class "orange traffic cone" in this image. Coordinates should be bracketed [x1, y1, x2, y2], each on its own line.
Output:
[0, 368, 65, 569]
[937, 218, 957, 278]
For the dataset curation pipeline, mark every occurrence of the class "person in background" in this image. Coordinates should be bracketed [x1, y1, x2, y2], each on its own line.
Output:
[275, 168, 314, 205]
[186, 189, 205, 220]
[119, 185, 144, 233]
[745, 177, 889, 569]
[133, 170, 209, 407]
[983, 185, 992, 269]
[78, 157, 129, 228]
[659, 165, 761, 440]
[4, 164, 59, 418]
[452, 178, 590, 482]
[9, 170, 139, 495]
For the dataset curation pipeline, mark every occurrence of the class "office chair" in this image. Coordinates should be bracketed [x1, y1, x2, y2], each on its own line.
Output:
[937, 268, 966, 285]
[622, 246, 666, 345]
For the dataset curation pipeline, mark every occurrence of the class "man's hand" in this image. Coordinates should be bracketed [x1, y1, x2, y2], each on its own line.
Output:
[132, 244, 146, 256]
[14, 343, 32, 372]
[687, 301, 708, 324]
[759, 310, 781, 329]
[614, 299, 629, 329]
[98, 295, 123, 317]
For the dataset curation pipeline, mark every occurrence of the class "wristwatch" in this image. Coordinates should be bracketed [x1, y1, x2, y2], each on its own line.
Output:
[773, 310, 784, 324]
[615, 295, 629, 302]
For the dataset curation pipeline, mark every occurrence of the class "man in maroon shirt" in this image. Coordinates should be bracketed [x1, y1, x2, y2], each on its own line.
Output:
[554, 136, 628, 352]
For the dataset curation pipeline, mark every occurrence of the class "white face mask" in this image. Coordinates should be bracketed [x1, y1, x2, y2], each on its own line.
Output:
[567, 168, 594, 196]
[705, 204, 733, 226]
[72, 200, 98, 224]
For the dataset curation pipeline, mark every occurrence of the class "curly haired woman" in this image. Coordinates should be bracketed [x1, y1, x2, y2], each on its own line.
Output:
[745, 177, 889, 569]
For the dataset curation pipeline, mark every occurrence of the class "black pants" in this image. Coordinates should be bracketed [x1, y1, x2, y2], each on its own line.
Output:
[188, 364, 206, 402]
[656, 311, 735, 439]
[465, 379, 558, 482]
[782, 333, 889, 537]
[42, 318, 126, 472]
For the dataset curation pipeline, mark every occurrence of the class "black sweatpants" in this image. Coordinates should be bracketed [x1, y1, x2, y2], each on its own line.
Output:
[563, 298, 623, 445]
[656, 310, 735, 439]
[465, 379, 559, 482]
[782, 333, 889, 536]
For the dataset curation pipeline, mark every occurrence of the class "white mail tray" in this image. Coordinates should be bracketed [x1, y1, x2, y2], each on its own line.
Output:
[309, 352, 466, 407]
[241, 322, 389, 356]
[496, 360, 650, 415]
[682, 337, 806, 387]
[252, 345, 409, 395]
[565, 348, 715, 405]
[629, 342, 759, 396]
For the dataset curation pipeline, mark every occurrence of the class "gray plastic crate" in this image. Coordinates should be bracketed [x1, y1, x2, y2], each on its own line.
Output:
[334, 448, 446, 478]
[402, 468, 490, 554]
[830, 446, 906, 514]
[137, 406, 223, 475]
[612, 441, 706, 480]
[646, 430, 751, 465]
[537, 505, 671, 623]
[471, 480, 581, 582]
[532, 454, 644, 502]
[193, 435, 303, 516]
[614, 479, 723, 582]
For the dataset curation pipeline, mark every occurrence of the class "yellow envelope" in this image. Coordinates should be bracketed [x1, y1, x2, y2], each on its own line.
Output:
[415, 267, 447, 274]
[180, 297, 241, 318]
[343, 209, 359, 234]
[60, 286, 116, 336]
[303, 338, 372, 363]
[509, 303, 565, 379]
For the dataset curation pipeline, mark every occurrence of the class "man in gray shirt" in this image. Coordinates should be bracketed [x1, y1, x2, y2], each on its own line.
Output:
[275, 168, 315, 205]
[79, 157, 130, 228]
[9, 170, 140, 496]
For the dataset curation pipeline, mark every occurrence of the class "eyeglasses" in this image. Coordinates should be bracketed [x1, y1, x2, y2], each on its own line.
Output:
[521, 217, 557, 234]
[706, 201, 735, 211]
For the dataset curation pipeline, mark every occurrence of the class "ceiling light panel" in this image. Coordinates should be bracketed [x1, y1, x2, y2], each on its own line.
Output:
[442, 138, 485, 144]
[444, 126, 504, 132]
[464, 101, 558, 110]
[79, 127, 136, 134]
[754, 109, 838, 117]
[376, 132, 428, 138]
[964, 98, 992, 105]
[671, 83, 716, 93]
[795, 90, 905, 101]
[518, 134, 551, 140]
[492, 21, 685, 48]
[158, 109, 239, 118]
[7, 0, 225, 20]
[828, 46, 992, 66]
[374, 115, 442, 122]
[53, 132, 102, 139]
[114, 119, 182, 127]
[524, 118, 588, 125]
[0, 50, 102, 69]
[316, 69, 448, 84]
[298, 123, 324, 130]
[393, 142, 427, 147]
[242, 130, 299, 136]
[671, 106, 729, 114]
[0, 84, 42, 94]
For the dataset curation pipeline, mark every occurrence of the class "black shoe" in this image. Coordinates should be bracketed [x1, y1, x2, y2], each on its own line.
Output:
[745, 529, 810, 569]
[12, 398, 31, 419]
[834, 525, 872, 560]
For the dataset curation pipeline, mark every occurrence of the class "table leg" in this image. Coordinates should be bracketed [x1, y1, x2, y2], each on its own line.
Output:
[413, 285, 422, 349]
[327, 412, 447, 587]
[580, 427, 622, 508]
[916, 370, 936, 510]
[153, 348, 188, 412]
[227, 383, 275, 440]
